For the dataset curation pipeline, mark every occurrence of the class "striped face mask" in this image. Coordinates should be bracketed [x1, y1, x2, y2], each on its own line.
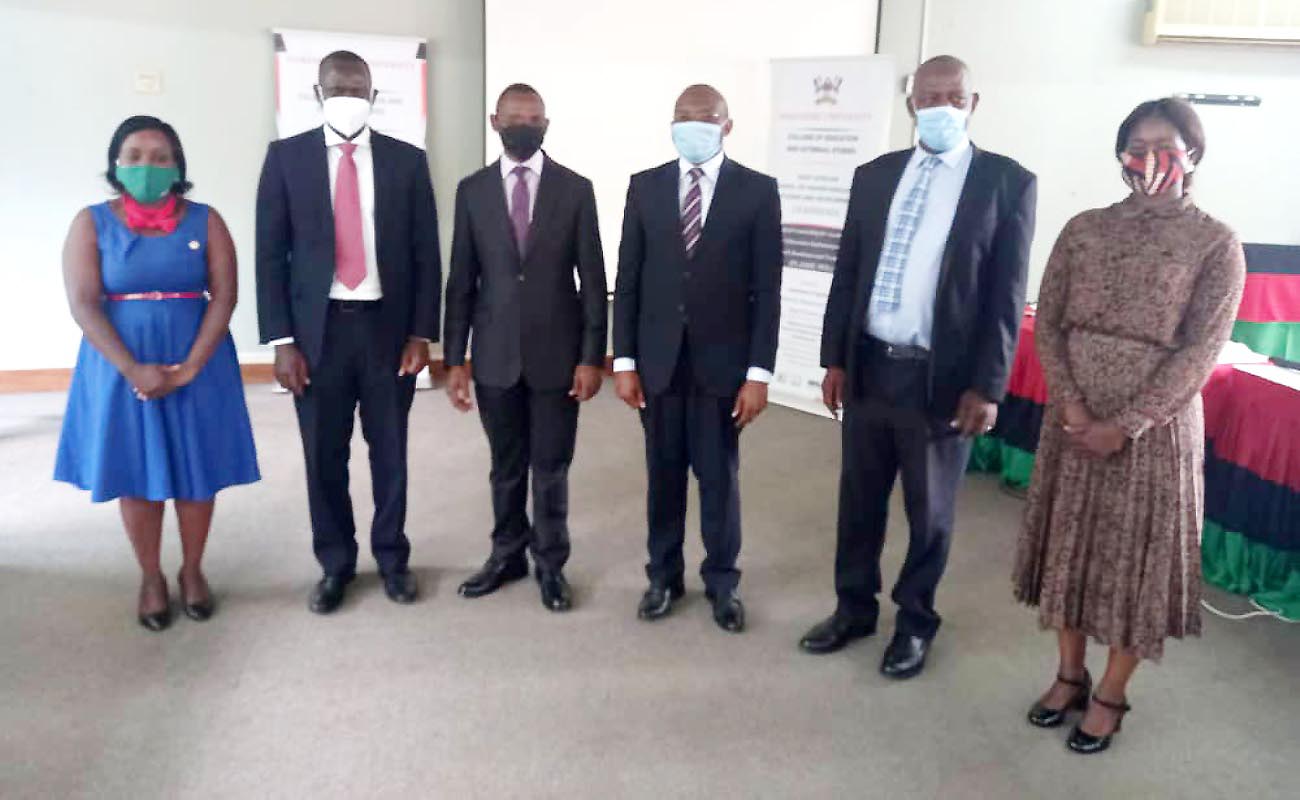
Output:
[1121, 147, 1191, 196]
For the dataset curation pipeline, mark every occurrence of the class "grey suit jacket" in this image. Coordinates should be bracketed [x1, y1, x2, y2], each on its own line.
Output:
[444, 154, 607, 390]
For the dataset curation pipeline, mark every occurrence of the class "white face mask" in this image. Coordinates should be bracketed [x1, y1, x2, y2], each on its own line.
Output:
[322, 96, 371, 138]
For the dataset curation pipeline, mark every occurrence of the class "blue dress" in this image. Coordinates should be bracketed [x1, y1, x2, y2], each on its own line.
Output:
[54, 202, 260, 502]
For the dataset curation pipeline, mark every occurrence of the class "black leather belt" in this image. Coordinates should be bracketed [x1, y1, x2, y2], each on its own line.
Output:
[329, 299, 381, 313]
[863, 335, 930, 361]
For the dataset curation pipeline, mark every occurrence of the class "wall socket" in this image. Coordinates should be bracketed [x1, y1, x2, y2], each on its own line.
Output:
[133, 70, 163, 95]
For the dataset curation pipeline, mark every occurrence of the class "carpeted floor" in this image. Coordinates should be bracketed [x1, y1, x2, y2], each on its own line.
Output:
[1, 387, 1296, 799]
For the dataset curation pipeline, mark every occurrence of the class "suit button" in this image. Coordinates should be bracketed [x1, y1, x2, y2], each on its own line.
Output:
[678, 304, 685, 312]
[684, 271, 692, 279]
[518, 274, 525, 282]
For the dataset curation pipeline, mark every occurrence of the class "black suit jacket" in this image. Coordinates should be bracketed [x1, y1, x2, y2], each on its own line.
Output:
[443, 155, 607, 391]
[821, 146, 1036, 418]
[255, 127, 442, 369]
[613, 158, 783, 397]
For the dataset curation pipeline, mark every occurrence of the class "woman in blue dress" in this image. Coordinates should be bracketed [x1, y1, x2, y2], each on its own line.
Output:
[56, 116, 260, 632]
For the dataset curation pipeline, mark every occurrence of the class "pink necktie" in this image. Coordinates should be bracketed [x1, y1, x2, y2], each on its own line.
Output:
[334, 142, 367, 290]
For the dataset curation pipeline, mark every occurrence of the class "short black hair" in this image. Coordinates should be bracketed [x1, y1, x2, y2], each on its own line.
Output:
[319, 50, 371, 79]
[1115, 97, 1206, 164]
[496, 82, 543, 112]
[105, 115, 192, 196]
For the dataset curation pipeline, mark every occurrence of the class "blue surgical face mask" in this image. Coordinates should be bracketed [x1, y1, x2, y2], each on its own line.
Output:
[914, 105, 969, 153]
[671, 121, 723, 165]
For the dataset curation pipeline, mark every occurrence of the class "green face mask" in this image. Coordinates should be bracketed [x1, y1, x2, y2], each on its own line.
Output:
[115, 164, 180, 204]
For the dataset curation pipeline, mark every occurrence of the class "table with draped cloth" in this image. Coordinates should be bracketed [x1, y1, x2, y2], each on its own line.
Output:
[972, 308, 1300, 621]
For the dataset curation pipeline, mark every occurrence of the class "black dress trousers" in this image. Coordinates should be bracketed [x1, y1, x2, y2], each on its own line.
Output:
[474, 378, 579, 573]
[833, 336, 973, 639]
[293, 301, 416, 578]
[640, 340, 743, 594]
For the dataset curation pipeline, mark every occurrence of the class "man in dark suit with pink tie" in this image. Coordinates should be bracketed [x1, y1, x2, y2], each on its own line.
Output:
[256, 51, 441, 614]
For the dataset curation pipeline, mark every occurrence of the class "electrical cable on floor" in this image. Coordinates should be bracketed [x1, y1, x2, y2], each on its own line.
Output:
[987, 471, 1298, 625]
[1201, 598, 1299, 623]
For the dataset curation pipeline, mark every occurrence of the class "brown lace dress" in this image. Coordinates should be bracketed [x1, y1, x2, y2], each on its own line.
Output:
[1012, 195, 1245, 660]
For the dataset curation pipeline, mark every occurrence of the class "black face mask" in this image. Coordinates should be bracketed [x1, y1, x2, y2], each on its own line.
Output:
[499, 125, 545, 161]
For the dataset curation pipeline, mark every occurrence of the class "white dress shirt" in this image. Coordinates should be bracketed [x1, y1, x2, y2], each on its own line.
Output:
[501, 149, 545, 222]
[865, 136, 973, 349]
[614, 150, 772, 384]
[269, 125, 400, 347]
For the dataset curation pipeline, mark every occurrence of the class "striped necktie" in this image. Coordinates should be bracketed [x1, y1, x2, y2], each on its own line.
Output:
[681, 167, 704, 259]
[871, 155, 941, 313]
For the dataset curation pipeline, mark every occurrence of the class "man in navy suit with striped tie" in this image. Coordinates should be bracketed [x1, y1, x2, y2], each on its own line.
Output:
[613, 84, 783, 633]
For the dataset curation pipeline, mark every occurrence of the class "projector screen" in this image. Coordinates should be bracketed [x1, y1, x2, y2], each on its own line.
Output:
[483, 0, 879, 288]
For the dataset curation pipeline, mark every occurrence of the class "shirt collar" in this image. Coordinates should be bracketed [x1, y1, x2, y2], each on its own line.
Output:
[679, 149, 726, 183]
[500, 149, 546, 180]
[912, 135, 971, 169]
[324, 124, 372, 149]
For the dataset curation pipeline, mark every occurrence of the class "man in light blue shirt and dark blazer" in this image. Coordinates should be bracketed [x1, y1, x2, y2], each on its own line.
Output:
[800, 55, 1036, 678]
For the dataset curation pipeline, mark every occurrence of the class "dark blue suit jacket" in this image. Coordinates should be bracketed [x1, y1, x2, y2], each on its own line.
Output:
[255, 127, 442, 369]
[613, 158, 783, 397]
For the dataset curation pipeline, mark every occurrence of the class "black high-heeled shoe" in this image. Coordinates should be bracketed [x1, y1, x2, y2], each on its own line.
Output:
[1027, 669, 1092, 728]
[177, 571, 215, 622]
[137, 575, 172, 633]
[1067, 694, 1131, 754]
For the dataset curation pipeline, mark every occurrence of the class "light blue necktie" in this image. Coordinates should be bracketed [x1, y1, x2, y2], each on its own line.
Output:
[871, 155, 941, 313]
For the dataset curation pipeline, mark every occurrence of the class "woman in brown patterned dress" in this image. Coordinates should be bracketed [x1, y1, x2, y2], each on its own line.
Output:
[1012, 98, 1245, 754]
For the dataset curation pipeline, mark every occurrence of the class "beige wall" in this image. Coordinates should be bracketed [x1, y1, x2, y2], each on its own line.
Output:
[0, 0, 483, 369]
[877, 0, 1300, 295]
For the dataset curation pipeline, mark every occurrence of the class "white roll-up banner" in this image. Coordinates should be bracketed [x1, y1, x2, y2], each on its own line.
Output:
[272, 28, 428, 150]
[768, 56, 895, 417]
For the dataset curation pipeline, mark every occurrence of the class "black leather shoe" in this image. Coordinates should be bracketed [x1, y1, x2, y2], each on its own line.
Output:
[880, 633, 930, 679]
[1067, 694, 1131, 754]
[537, 570, 573, 612]
[138, 574, 172, 633]
[1028, 670, 1092, 728]
[309, 575, 351, 615]
[637, 579, 685, 621]
[458, 557, 529, 598]
[138, 608, 172, 632]
[707, 589, 745, 633]
[382, 570, 419, 604]
[177, 571, 215, 622]
[799, 614, 875, 654]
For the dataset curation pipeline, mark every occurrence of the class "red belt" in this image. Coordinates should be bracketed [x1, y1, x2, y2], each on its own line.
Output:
[105, 292, 205, 301]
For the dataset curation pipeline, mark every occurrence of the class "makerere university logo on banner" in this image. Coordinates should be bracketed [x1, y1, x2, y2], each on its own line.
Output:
[814, 76, 843, 105]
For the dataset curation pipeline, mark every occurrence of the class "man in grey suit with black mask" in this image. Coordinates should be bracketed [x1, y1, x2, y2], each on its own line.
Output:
[443, 84, 607, 612]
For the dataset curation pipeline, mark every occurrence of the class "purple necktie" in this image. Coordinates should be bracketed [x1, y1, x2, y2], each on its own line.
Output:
[510, 165, 531, 258]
